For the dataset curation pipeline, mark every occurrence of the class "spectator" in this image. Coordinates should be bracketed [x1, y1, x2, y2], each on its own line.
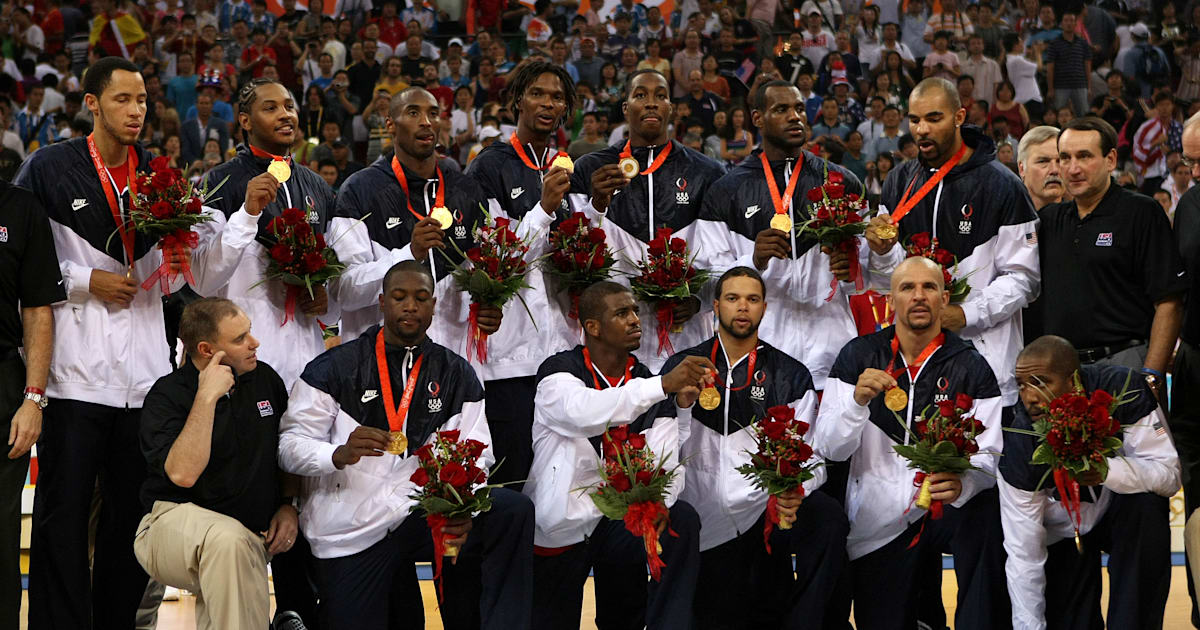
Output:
[897, 132, 918, 160]
[1166, 160, 1193, 217]
[1092, 70, 1134, 132]
[266, 20, 299, 93]
[595, 62, 623, 121]
[778, 31, 817, 85]
[1045, 9, 1092, 121]
[700, 54, 730, 100]
[877, 50, 916, 108]
[404, 21, 441, 61]
[842, 129, 869, 180]
[617, 47, 639, 84]
[329, 135, 363, 186]
[1123, 24, 1170, 98]
[796, 71, 823, 122]
[800, 0, 843, 31]
[442, 54, 471, 89]
[489, 40, 515, 75]
[830, 76, 865, 126]
[317, 158, 339, 189]
[311, 120, 343, 165]
[1003, 32, 1044, 119]
[348, 38, 382, 107]
[438, 37, 467, 80]
[719, 104, 755, 163]
[398, 35, 433, 82]
[298, 84, 326, 141]
[671, 30, 705, 98]
[316, 17, 346, 71]
[643, 6, 672, 44]
[638, 38, 671, 84]
[987, 79, 1028, 139]
[704, 109, 728, 158]
[40, 75, 65, 115]
[866, 150, 894, 202]
[550, 38, 580, 85]
[575, 37, 605, 89]
[224, 19, 250, 69]
[1134, 92, 1183, 194]
[923, 0, 972, 50]
[526, 0, 554, 55]
[238, 27, 276, 79]
[856, 6, 883, 67]
[1177, 34, 1200, 102]
[799, 10, 836, 69]
[181, 90, 229, 165]
[811, 96, 852, 142]
[418, 64, 452, 113]
[323, 69, 360, 132]
[371, 0, 408, 53]
[375, 56, 409, 98]
[901, 0, 932, 59]
[957, 74, 977, 113]
[166, 51, 199, 115]
[246, 0, 275, 34]
[973, 2, 1007, 58]
[864, 21, 916, 74]
[683, 69, 723, 133]
[923, 31, 961, 80]
[857, 96, 886, 152]
[361, 89, 393, 162]
[869, 104, 904, 160]
[960, 34, 1002, 104]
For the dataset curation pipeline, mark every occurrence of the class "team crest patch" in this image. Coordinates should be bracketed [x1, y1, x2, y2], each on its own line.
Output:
[0, 226, 7, 242]
[1096, 232, 1113, 247]
[933, 377, 951, 403]
[957, 204, 973, 235]
[750, 370, 767, 401]
[675, 178, 690, 205]
[257, 400, 274, 417]
[427, 381, 443, 412]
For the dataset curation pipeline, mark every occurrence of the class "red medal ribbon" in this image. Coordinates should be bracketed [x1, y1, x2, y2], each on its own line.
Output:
[582, 346, 634, 389]
[375, 329, 425, 434]
[762, 485, 806, 554]
[620, 140, 673, 176]
[86, 133, 138, 268]
[709, 338, 757, 392]
[391, 156, 446, 222]
[510, 132, 566, 171]
[467, 302, 489, 363]
[759, 152, 803, 219]
[889, 142, 967, 226]
[1053, 468, 1083, 548]
[886, 332, 945, 381]
[248, 143, 293, 165]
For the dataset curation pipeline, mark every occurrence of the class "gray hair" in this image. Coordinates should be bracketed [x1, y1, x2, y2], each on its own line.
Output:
[1186, 110, 1200, 135]
[1017, 125, 1061, 166]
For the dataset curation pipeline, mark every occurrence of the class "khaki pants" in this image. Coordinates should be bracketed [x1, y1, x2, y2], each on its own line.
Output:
[133, 501, 270, 630]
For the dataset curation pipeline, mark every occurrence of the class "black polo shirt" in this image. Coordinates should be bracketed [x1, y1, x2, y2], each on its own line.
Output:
[1038, 181, 1187, 349]
[0, 180, 65, 355]
[140, 359, 289, 532]
[1175, 186, 1200, 346]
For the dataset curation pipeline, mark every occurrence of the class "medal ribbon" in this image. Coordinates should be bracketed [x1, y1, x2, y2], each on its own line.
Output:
[248, 143, 293, 165]
[510, 132, 567, 171]
[391, 157, 446, 222]
[709, 338, 757, 392]
[620, 140, 673, 176]
[375, 329, 426, 433]
[582, 347, 634, 389]
[889, 142, 967, 225]
[885, 332, 945, 381]
[86, 133, 138, 267]
[759, 152, 803, 218]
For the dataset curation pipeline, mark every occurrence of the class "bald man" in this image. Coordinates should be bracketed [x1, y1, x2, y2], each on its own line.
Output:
[1002, 335, 1177, 630]
[813, 256, 1010, 629]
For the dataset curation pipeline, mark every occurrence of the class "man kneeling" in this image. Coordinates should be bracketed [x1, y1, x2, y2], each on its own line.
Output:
[135, 297, 297, 629]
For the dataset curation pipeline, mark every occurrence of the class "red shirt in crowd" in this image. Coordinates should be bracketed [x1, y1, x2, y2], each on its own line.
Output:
[240, 45, 278, 79]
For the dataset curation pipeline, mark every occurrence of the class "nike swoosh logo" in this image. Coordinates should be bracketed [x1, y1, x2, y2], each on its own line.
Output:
[361, 390, 379, 403]
[745, 205, 760, 219]
[510, 187, 525, 199]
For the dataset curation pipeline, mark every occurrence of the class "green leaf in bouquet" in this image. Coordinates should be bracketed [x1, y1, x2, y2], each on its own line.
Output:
[931, 440, 959, 457]
[1031, 442, 1055, 465]
[281, 273, 304, 286]
[419, 496, 458, 515]
[1103, 436, 1123, 452]
[468, 269, 493, 294]
[590, 487, 632, 521]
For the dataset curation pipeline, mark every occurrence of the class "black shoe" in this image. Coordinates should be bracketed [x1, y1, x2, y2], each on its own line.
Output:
[273, 610, 308, 630]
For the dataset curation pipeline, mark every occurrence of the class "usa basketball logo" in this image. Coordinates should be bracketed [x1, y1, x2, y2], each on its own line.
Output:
[0, 226, 7, 243]
[750, 370, 767, 401]
[958, 204, 973, 235]
[452, 210, 467, 239]
[257, 400, 274, 417]
[305, 196, 319, 223]
[675, 177, 690, 205]
[427, 381, 443, 412]
[933, 376, 951, 403]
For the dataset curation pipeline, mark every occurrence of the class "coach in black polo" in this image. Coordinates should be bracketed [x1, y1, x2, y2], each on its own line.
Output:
[1038, 116, 1186, 401]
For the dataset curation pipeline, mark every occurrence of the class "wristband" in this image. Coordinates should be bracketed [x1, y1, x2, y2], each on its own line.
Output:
[24, 387, 45, 396]
[1141, 367, 1165, 379]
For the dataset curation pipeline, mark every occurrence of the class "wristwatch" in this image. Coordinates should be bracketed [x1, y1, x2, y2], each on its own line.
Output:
[1142, 368, 1164, 390]
[23, 387, 48, 410]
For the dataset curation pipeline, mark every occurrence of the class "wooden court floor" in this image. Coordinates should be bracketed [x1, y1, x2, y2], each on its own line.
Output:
[15, 566, 1200, 629]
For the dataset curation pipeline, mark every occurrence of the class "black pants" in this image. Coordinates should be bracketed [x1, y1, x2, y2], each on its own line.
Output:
[1044, 492, 1171, 630]
[314, 488, 534, 630]
[27, 399, 150, 630]
[851, 488, 1010, 630]
[0, 353, 27, 630]
[272, 528, 323, 629]
[483, 376, 535, 487]
[532, 500, 700, 630]
[1172, 341, 1200, 625]
[695, 491, 849, 630]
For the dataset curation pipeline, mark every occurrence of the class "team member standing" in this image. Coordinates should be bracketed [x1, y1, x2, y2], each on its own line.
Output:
[662, 266, 849, 629]
[1017, 125, 1065, 212]
[0, 178, 63, 629]
[1037, 117, 1186, 397]
[568, 70, 727, 372]
[812, 257, 1009, 629]
[1001, 335, 1178, 630]
[14, 56, 201, 629]
[279, 261, 534, 630]
[525, 280, 712, 630]
[464, 60, 577, 484]
[134, 298, 299, 630]
[870, 77, 1040, 413]
[329, 88, 499, 353]
[695, 80, 867, 392]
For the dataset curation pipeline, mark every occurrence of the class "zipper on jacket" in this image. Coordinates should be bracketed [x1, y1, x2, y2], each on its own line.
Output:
[424, 179, 437, 278]
[931, 177, 945, 241]
[647, 147, 655, 240]
[899, 349, 940, 446]
[785, 159, 796, 258]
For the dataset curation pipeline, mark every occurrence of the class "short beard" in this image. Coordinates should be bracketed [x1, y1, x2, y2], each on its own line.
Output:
[719, 319, 758, 339]
[100, 110, 137, 146]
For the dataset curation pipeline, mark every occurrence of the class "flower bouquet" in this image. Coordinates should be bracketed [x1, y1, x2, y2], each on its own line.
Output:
[904, 232, 971, 303]
[1006, 372, 1135, 551]
[409, 429, 493, 601]
[588, 424, 679, 581]
[735, 405, 819, 553]
[263, 205, 345, 325]
[797, 170, 868, 300]
[543, 212, 615, 319]
[628, 228, 710, 357]
[126, 155, 227, 294]
[892, 394, 984, 539]
[450, 214, 535, 362]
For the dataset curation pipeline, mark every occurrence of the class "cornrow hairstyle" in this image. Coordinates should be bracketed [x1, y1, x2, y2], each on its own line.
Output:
[502, 59, 577, 125]
[237, 77, 289, 115]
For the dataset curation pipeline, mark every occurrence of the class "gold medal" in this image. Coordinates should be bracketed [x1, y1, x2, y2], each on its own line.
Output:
[551, 155, 575, 173]
[770, 213, 793, 232]
[619, 156, 640, 178]
[267, 160, 291, 183]
[385, 431, 408, 455]
[430, 206, 453, 230]
[1074, 531, 1083, 554]
[875, 223, 898, 241]
[698, 386, 721, 410]
[884, 387, 908, 411]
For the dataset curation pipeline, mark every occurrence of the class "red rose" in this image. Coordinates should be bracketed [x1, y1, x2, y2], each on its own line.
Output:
[416, 444, 435, 463]
[911, 232, 932, 250]
[1089, 405, 1111, 429]
[655, 227, 673, 242]
[607, 425, 629, 443]
[669, 258, 684, 276]
[588, 228, 606, 244]
[816, 207, 831, 221]
[574, 251, 590, 267]
[761, 419, 787, 440]
[942, 269, 954, 288]
[826, 183, 845, 199]
[270, 244, 295, 264]
[806, 187, 824, 202]
[468, 465, 486, 484]
[648, 238, 667, 257]
[779, 460, 797, 476]
[590, 251, 606, 270]
[1068, 396, 1090, 416]
[1109, 418, 1122, 435]
[933, 249, 955, 267]
[635, 470, 652, 485]
[955, 393, 974, 411]
[609, 471, 632, 492]
[467, 246, 483, 263]
[484, 258, 499, 275]
[303, 251, 326, 273]
[914, 418, 928, 436]
[767, 405, 794, 422]
[669, 238, 686, 255]
[494, 217, 511, 230]
[964, 440, 979, 455]
[848, 193, 860, 202]
[828, 171, 844, 183]
[439, 461, 469, 486]
[937, 399, 956, 417]
[149, 156, 171, 172]
[627, 433, 646, 450]
[795, 442, 814, 461]
[149, 201, 173, 219]
[1090, 390, 1113, 408]
[410, 467, 430, 486]
[463, 439, 487, 458]
[1047, 430, 1064, 449]
[315, 233, 327, 249]
[559, 218, 579, 237]
[151, 170, 176, 189]
[295, 223, 314, 238]
[794, 420, 810, 435]
[282, 207, 306, 225]
[186, 196, 203, 214]
[847, 212, 862, 223]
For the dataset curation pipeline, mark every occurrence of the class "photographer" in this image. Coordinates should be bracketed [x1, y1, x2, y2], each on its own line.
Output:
[322, 69, 360, 132]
